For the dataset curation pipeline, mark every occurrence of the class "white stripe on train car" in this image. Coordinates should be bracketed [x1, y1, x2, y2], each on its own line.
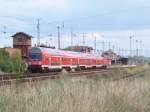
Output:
[71, 65, 78, 69]
[85, 65, 93, 68]
[42, 65, 49, 68]
[96, 65, 103, 67]
[48, 65, 62, 69]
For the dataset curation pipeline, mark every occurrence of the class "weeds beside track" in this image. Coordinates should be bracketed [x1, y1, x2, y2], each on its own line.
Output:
[113, 69, 150, 81]
[0, 65, 146, 86]
[0, 69, 109, 86]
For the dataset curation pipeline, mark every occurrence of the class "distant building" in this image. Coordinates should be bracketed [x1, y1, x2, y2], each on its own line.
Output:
[102, 49, 120, 64]
[12, 32, 32, 58]
[102, 49, 129, 65]
[63, 45, 93, 53]
[119, 58, 128, 65]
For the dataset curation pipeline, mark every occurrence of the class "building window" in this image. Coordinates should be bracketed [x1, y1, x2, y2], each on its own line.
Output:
[18, 38, 22, 42]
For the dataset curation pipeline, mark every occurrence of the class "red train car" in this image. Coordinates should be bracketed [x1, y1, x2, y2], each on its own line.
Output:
[28, 47, 110, 72]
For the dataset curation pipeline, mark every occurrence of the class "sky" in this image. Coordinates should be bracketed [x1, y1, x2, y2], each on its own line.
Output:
[0, 0, 150, 56]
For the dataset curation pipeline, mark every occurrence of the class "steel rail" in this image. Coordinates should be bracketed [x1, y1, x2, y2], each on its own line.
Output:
[0, 69, 109, 86]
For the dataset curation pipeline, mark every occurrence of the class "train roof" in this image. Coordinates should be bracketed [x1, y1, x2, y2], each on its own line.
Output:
[30, 47, 103, 59]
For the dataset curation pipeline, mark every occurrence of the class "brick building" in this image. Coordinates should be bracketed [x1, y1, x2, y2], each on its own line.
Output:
[12, 32, 32, 58]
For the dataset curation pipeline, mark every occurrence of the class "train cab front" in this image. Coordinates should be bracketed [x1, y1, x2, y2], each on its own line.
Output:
[28, 47, 42, 72]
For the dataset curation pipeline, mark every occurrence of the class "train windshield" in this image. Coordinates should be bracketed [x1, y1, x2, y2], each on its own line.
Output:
[29, 53, 42, 60]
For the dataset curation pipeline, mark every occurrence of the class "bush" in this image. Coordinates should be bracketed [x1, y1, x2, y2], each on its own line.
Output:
[0, 49, 24, 73]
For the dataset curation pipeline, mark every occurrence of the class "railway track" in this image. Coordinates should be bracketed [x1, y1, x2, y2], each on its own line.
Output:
[0, 69, 109, 86]
[113, 69, 150, 81]
[0, 65, 143, 86]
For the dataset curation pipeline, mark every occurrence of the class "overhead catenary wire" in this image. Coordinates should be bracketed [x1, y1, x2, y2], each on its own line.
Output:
[0, 6, 147, 56]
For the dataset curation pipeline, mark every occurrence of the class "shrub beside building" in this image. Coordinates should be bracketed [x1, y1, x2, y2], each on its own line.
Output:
[0, 48, 24, 73]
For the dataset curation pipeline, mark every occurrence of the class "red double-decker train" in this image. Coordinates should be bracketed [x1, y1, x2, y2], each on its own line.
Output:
[28, 47, 110, 72]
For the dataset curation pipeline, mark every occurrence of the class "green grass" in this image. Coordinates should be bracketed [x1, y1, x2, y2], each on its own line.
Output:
[0, 49, 24, 73]
[105, 66, 149, 79]
[0, 70, 150, 112]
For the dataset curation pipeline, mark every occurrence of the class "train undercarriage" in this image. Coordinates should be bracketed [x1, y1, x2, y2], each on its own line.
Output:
[28, 64, 107, 73]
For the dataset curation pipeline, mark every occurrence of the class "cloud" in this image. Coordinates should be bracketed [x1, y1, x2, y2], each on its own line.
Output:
[0, 0, 150, 56]
[0, 0, 69, 9]
[0, 0, 70, 19]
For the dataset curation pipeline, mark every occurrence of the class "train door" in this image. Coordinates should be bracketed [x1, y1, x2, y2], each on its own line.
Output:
[44, 54, 50, 66]
[50, 56, 61, 69]
[71, 58, 78, 68]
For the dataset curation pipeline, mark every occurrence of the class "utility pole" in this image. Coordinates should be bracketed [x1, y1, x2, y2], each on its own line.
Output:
[108, 42, 111, 49]
[97, 41, 111, 53]
[83, 33, 85, 45]
[118, 48, 121, 56]
[125, 49, 128, 57]
[129, 36, 133, 57]
[122, 48, 124, 57]
[140, 40, 144, 64]
[140, 40, 142, 56]
[71, 28, 73, 46]
[94, 36, 97, 53]
[112, 45, 115, 52]
[136, 40, 139, 64]
[37, 19, 40, 46]
[136, 40, 139, 57]
[102, 41, 105, 53]
[129, 36, 133, 64]
[57, 26, 60, 49]
[48, 34, 53, 47]
[56, 22, 64, 49]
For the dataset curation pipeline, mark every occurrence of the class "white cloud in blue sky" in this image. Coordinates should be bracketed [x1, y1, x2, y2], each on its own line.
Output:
[0, 0, 150, 56]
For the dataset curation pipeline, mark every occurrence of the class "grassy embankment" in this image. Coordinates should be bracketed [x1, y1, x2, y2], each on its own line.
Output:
[91, 65, 149, 80]
[106, 65, 149, 79]
[0, 49, 24, 74]
[0, 66, 150, 112]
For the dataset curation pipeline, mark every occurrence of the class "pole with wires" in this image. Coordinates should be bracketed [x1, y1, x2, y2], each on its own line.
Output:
[108, 42, 111, 49]
[82, 33, 85, 45]
[94, 36, 97, 54]
[140, 40, 142, 57]
[57, 22, 64, 49]
[136, 40, 139, 65]
[129, 36, 133, 65]
[37, 19, 41, 46]
[102, 41, 105, 53]
[71, 28, 73, 46]
[140, 40, 144, 64]
[57, 26, 60, 49]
